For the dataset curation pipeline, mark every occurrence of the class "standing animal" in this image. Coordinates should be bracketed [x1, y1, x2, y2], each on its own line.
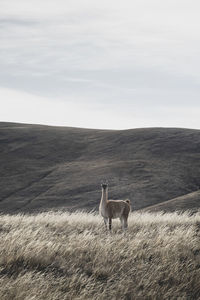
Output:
[99, 183, 131, 231]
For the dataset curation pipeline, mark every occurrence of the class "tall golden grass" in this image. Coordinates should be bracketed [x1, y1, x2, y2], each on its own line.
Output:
[0, 211, 200, 299]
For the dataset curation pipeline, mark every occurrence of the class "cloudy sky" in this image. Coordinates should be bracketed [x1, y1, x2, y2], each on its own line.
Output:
[1, 0, 200, 129]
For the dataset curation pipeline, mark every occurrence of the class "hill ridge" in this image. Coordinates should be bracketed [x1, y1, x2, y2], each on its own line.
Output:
[1, 122, 200, 212]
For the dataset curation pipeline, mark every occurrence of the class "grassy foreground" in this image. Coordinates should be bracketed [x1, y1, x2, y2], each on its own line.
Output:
[0, 211, 200, 300]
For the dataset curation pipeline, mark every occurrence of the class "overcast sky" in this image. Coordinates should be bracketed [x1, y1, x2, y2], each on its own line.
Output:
[1, 0, 200, 129]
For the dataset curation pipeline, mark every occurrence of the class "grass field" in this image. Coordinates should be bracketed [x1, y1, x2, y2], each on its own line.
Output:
[0, 211, 200, 299]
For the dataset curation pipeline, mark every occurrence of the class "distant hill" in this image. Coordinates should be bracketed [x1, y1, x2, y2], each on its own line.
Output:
[1, 122, 200, 213]
[142, 190, 200, 213]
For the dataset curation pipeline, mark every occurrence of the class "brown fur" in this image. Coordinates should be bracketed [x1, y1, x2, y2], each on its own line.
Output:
[106, 200, 130, 219]
[99, 184, 131, 231]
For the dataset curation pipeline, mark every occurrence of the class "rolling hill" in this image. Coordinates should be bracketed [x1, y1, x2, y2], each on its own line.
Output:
[0, 122, 200, 213]
[142, 190, 200, 213]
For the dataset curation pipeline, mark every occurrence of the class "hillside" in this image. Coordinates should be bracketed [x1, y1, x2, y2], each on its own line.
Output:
[143, 190, 200, 213]
[1, 122, 200, 213]
[0, 211, 200, 299]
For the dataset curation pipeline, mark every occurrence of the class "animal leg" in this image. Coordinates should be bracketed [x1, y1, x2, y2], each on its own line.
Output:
[103, 218, 108, 230]
[121, 217, 128, 231]
[120, 217, 124, 230]
[123, 217, 128, 231]
[109, 218, 112, 231]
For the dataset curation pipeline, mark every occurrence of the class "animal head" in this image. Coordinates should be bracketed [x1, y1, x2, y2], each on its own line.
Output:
[101, 183, 108, 190]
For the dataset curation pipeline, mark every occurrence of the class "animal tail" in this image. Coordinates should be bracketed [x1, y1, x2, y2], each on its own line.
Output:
[125, 199, 130, 205]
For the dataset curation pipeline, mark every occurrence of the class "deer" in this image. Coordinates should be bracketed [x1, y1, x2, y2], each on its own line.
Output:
[99, 183, 131, 232]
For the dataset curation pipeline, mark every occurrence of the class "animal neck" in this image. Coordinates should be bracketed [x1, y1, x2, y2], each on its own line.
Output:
[101, 188, 108, 205]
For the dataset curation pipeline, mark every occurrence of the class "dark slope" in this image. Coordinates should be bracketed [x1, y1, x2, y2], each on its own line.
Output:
[142, 190, 200, 213]
[1, 122, 200, 213]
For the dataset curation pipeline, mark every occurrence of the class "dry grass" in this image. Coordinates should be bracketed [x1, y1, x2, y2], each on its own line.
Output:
[0, 211, 200, 300]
